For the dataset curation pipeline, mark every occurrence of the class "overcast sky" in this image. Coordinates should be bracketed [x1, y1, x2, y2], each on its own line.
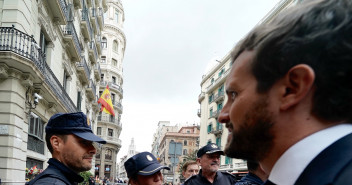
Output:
[117, 0, 281, 160]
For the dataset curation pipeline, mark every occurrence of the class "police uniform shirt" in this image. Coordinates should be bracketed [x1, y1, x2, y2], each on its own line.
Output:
[184, 169, 236, 185]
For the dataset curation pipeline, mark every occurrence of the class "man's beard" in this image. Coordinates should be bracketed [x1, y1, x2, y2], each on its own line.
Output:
[224, 97, 274, 161]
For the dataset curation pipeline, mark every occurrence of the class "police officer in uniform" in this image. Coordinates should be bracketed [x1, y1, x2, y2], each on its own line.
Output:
[124, 151, 170, 185]
[184, 143, 236, 185]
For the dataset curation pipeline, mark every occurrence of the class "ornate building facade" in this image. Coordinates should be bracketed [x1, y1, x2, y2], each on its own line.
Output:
[94, 0, 125, 181]
[0, 0, 108, 184]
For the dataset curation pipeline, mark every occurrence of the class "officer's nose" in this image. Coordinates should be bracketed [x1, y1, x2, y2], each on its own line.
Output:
[218, 103, 230, 124]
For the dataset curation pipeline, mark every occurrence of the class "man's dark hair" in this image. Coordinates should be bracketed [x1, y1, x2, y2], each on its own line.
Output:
[232, 0, 352, 122]
[246, 160, 259, 172]
[182, 160, 197, 173]
[45, 133, 67, 153]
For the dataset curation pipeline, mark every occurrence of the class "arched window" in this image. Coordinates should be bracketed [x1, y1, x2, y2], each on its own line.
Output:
[184, 140, 187, 146]
[102, 37, 107, 48]
[183, 149, 187, 155]
[113, 40, 118, 52]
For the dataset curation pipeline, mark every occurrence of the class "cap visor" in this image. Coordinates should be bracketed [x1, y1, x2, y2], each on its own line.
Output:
[73, 131, 107, 144]
[137, 163, 170, 176]
[206, 150, 224, 155]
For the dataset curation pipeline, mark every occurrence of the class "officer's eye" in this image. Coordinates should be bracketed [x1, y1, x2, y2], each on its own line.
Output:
[230, 91, 237, 101]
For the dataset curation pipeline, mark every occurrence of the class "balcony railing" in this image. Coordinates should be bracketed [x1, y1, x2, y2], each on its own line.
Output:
[89, 40, 98, 63]
[0, 26, 77, 112]
[76, 57, 90, 84]
[210, 91, 225, 104]
[86, 79, 96, 101]
[94, 62, 101, 79]
[98, 7, 104, 28]
[206, 68, 231, 92]
[63, 21, 82, 60]
[113, 101, 123, 113]
[98, 114, 121, 126]
[95, 35, 102, 54]
[27, 135, 44, 154]
[81, 8, 93, 41]
[100, 81, 123, 96]
[47, 0, 68, 24]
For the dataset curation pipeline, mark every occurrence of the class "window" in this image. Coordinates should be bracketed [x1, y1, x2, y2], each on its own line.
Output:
[209, 108, 213, 117]
[77, 91, 82, 111]
[100, 74, 104, 81]
[97, 127, 102, 135]
[26, 158, 43, 180]
[102, 37, 107, 48]
[112, 76, 116, 84]
[27, 113, 45, 154]
[208, 94, 214, 103]
[63, 70, 70, 91]
[115, 8, 119, 23]
[113, 40, 118, 52]
[112, 58, 117, 66]
[217, 102, 223, 111]
[218, 68, 225, 77]
[207, 123, 212, 133]
[218, 85, 224, 94]
[216, 137, 221, 147]
[39, 31, 47, 54]
[183, 149, 187, 155]
[184, 140, 187, 146]
[101, 56, 106, 63]
[108, 128, 113, 137]
[105, 164, 111, 171]
[111, 93, 115, 104]
[216, 121, 222, 131]
[225, 156, 232, 165]
[28, 113, 44, 139]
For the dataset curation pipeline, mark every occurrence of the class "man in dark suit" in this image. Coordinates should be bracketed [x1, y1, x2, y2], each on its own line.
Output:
[218, 0, 352, 184]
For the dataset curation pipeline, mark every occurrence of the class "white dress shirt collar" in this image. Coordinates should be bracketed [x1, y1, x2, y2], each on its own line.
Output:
[268, 124, 352, 185]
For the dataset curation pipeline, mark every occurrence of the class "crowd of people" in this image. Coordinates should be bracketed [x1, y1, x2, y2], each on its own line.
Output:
[26, 0, 352, 184]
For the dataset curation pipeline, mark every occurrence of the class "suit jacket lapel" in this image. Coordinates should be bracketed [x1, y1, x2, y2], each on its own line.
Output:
[295, 133, 352, 185]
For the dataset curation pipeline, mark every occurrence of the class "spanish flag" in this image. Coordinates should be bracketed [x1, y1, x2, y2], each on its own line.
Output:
[97, 85, 115, 116]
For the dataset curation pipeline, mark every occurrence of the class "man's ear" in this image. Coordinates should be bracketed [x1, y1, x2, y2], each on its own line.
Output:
[196, 158, 201, 165]
[50, 135, 62, 152]
[279, 64, 315, 110]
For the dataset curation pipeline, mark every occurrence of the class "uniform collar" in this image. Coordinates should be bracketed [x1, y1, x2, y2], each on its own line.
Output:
[48, 158, 84, 183]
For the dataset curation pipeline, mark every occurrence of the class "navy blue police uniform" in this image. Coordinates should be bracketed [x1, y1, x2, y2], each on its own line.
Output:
[183, 143, 236, 185]
[124, 151, 170, 179]
[26, 112, 106, 185]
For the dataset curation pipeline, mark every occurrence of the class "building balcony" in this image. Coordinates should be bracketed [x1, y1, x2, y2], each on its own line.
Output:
[100, 135, 122, 147]
[86, 79, 96, 101]
[90, 8, 101, 35]
[210, 125, 223, 136]
[113, 101, 123, 113]
[198, 92, 205, 103]
[100, 81, 123, 97]
[97, 7, 105, 28]
[0, 26, 77, 112]
[94, 63, 101, 80]
[197, 109, 201, 117]
[98, 114, 122, 128]
[47, 0, 68, 25]
[213, 91, 225, 103]
[63, 21, 82, 61]
[76, 57, 90, 85]
[89, 41, 98, 64]
[95, 35, 102, 54]
[80, 8, 93, 41]
[206, 68, 231, 93]
[234, 162, 248, 171]
[73, 0, 82, 9]
[209, 109, 221, 119]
